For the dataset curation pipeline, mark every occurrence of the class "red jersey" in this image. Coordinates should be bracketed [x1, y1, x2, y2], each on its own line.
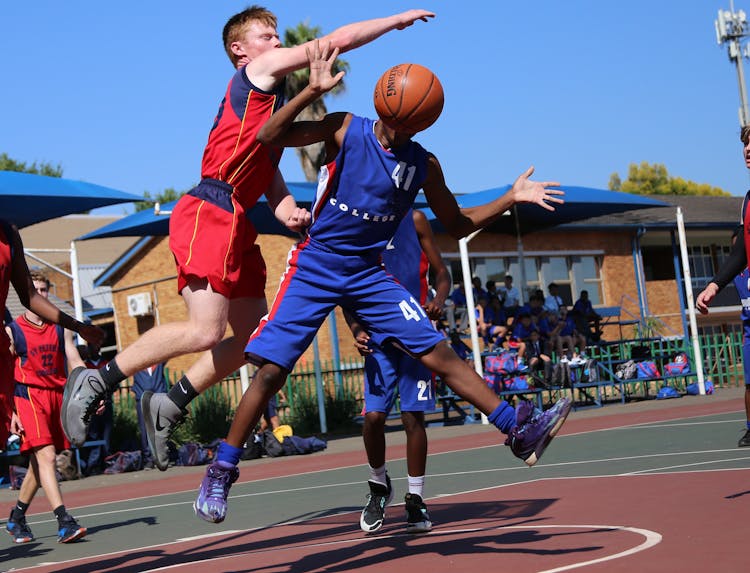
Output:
[9, 316, 66, 390]
[201, 67, 285, 210]
[0, 220, 13, 321]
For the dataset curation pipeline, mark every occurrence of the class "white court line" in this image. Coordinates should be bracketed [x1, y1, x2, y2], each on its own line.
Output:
[138, 523, 662, 573]
[17, 447, 750, 528]
[621, 456, 750, 475]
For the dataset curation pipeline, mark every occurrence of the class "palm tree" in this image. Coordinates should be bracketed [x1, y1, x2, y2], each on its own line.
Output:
[284, 23, 350, 182]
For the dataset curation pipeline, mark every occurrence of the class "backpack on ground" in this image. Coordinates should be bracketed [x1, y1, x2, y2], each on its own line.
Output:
[104, 450, 143, 474]
[615, 360, 637, 380]
[664, 353, 690, 376]
[551, 361, 572, 387]
[636, 360, 660, 379]
[262, 430, 285, 458]
[580, 359, 599, 383]
[176, 442, 214, 466]
[656, 385, 681, 399]
[282, 435, 328, 456]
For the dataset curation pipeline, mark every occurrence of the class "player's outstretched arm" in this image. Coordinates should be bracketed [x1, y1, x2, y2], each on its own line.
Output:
[248, 10, 434, 88]
[257, 40, 348, 149]
[265, 170, 311, 233]
[423, 158, 564, 239]
[7, 222, 104, 346]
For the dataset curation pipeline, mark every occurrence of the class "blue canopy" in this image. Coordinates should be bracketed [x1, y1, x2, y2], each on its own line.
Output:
[78, 182, 431, 240]
[0, 171, 142, 228]
[424, 185, 668, 234]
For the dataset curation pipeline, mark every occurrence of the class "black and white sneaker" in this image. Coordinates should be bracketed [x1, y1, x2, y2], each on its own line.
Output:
[404, 493, 432, 533]
[739, 429, 750, 447]
[359, 474, 393, 533]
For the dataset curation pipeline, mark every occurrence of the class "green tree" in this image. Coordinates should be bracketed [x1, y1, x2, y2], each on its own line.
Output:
[609, 161, 729, 196]
[0, 152, 62, 177]
[134, 188, 183, 212]
[283, 23, 350, 182]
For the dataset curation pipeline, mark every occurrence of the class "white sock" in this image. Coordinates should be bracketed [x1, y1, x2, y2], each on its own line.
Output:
[408, 474, 425, 497]
[369, 464, 387, 485]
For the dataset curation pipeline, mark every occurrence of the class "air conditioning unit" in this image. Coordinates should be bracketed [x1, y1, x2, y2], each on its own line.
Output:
[127, 292, 153, 317]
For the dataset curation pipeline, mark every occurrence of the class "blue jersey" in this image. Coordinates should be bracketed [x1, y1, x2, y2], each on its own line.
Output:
[381, 210, 429, 304]
[309, 116, 429, 257]
[733, 268, 750, 328]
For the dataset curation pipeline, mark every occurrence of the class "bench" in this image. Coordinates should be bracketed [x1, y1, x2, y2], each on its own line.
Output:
[596, 306, 640, 339]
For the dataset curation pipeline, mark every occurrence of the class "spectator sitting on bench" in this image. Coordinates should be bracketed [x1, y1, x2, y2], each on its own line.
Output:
[499, 274, 521, 320]
[511, 312, 539, 369]
[556, 307, 588, 361]
[572, 290, 602, 343]
[475, 296, 507, 351]
[525, 330, 552, 387]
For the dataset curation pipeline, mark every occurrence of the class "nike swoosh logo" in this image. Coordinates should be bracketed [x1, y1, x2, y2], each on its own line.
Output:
[385, 237, 395, 250]
[179, 382, 188, 394]
[155, 406, 166, 432]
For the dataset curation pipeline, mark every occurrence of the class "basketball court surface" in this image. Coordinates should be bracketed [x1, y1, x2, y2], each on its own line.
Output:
[1, 388, 747, 572]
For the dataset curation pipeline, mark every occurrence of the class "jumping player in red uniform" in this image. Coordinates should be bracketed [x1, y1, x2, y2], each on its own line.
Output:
[6, 271, 90, 544]
[62, 6, 436, 467]
[193, 42, 572, 524]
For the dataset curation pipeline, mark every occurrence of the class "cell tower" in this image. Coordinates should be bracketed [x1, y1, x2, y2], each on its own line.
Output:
[716, 3, 750, 126]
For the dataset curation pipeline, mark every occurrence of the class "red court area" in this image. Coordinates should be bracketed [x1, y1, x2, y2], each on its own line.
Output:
[11, 398, 749, 573]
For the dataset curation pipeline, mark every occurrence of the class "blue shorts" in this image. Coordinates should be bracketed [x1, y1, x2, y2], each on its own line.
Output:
[743, 336, 750, 386]
[364, 343, 435, 414]
[245, 239, 446, 371]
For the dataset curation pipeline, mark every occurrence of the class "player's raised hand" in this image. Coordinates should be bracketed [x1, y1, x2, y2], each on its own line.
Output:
[306, 40, 345, 96]
[511, 166, 564, 212]
[395, 9, 435, 29]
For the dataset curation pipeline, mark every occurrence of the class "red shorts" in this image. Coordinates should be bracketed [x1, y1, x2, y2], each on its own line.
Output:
[0, 347, 13, 447]
[14, 384, 70, 454]
[169, 191, 266, 299]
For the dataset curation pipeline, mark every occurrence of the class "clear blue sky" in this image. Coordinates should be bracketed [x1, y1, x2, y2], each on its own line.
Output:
[3, 1, 750, 216]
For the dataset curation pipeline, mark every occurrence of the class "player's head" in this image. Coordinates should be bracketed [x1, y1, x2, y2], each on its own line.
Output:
[373, 120, 416, 150]
[223, 5, 281, 68]
[29, 270, 50, 297]
[741, 125, 750, 170]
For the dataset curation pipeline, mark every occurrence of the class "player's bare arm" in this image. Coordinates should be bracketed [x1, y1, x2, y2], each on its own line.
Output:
[265, 170, 311, 232]
[413, 210, 450, 319]
[7, 223, 104, 346]
[695, 283, 720, 314]
[423, 158, 564, 239]
[247, 10, 435, 89]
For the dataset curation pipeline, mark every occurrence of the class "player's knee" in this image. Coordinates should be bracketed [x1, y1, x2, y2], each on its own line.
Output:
[364, 411, 387, 430]
[401, 411, 425, 432]
[256, 366, 287, 395]
[187, 323, 225, 351]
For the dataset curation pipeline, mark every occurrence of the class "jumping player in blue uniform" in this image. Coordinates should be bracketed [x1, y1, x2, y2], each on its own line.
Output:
[347, 208, 450, 533]
[193, 42, 572, 524]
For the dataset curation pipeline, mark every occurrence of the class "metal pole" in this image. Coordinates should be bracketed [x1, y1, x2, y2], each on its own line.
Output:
[312, 336, 328, 433]
[676, 208, 706, 394]
[70, 241, 83, 343]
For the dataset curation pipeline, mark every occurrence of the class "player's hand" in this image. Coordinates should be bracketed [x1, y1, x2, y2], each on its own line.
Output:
[352, 330, 372, 356]
[423, 299, 445, 321]
[395, 10, 435, 29]
[10, 411, 23, 435]
[306, 40, 345, 96]
[511, 166, 564, 212]
[79, 323, 105, 347]
[695, 283, 719, 314]
[285, 207, 311, 233]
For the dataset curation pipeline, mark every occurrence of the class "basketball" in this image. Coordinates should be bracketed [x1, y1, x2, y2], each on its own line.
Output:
[373, 63, 444, 133]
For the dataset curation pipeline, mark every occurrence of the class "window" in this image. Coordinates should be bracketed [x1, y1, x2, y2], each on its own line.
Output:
[449, 254, 602, 305]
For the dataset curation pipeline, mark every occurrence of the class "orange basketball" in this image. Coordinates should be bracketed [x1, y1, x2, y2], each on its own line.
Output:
[373, 63, 444, 133]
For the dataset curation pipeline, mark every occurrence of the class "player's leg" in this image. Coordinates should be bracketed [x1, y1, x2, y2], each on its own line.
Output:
[6, 466, 38, 543]
[359, 347, 396, 533]
[739, 338, 750, 447]
[142, 295, 267, 471]
[420, 343, 570, 467]
[63, 279, 230, 447]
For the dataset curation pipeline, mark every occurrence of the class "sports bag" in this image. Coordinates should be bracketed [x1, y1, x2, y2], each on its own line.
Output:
[636, 360, 660, 379]
[615, 360, 637, 380]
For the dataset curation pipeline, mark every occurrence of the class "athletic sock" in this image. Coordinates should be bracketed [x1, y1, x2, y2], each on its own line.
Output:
[407, 475, 425, 497]
[99, 359, 126, 392]
[216, 440, 243, 467]
[368, 464, 387, 486]
[168, 376, 199, 410]
[746, 420, 750, 431]
[11, 500, 29, 521]
[488, 401, 515, 434]
[53, 505, 67, 524]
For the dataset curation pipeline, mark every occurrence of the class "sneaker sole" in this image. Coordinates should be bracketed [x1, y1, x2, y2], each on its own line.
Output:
[524, 398, 572, 467]
[359, 485, 395, 533]
[61, 366, 87, 446]
[142, 392, 169, 472]
[406, 520, 433, 533]
[6, 528, 34, 544]
[59, 527, 87, 543]
[193, 501, 225, 524]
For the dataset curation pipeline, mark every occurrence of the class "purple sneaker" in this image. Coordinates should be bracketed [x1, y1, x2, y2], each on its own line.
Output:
[505, 397, 571, 467]
[193, 462, 239, 523]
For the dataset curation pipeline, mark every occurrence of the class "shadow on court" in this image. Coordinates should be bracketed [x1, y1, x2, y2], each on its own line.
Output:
[34, 498, 612, 573]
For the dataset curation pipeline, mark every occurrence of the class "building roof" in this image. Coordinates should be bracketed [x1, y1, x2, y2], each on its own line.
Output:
[4, 290, 77, 324]
[563, 195, 743, 230]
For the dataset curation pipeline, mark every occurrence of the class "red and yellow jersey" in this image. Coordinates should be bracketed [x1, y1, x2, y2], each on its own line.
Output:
[201, 67, 285, 210]
[9, 316, 66, 390]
